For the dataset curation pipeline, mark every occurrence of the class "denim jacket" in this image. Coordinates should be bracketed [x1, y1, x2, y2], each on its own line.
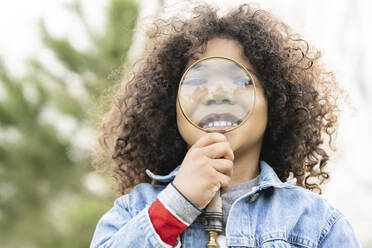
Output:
[90, 161, 361, 248]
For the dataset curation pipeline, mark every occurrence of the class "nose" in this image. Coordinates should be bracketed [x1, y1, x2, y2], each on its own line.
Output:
[205, 84, 233, 105]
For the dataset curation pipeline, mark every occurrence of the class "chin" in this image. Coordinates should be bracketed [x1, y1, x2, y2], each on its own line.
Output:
[226, 129, 264, 154]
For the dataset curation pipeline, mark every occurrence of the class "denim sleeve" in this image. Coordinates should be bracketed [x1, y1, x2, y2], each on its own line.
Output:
[318, 215, 361, 248]
[89, 195, 181, 248]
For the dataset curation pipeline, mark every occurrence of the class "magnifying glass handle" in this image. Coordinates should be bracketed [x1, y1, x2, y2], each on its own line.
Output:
[204, 190, 223, 248]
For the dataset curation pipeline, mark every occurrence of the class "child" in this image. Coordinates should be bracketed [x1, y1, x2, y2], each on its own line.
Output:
[90, 2, 361, 247]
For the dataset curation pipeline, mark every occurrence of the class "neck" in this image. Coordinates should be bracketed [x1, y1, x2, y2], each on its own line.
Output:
[229, 142, 262, 186]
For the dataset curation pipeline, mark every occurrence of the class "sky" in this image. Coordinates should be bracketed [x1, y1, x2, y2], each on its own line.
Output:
[0, 0, 107, 75]
[1, 0, 371, 245]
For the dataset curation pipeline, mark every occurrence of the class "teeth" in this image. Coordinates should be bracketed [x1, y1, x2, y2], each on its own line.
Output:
[203, 121, 238, 128]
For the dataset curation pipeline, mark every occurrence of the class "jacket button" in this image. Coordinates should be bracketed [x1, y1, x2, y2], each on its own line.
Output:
[249, 192, 259, 203]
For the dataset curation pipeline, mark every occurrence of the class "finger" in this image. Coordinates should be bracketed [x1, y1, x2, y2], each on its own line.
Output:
[192, 133, 227, 149]
[202, 142, 234, 161]
[218, 173, 231, 193]
[210, 159, 233, 177]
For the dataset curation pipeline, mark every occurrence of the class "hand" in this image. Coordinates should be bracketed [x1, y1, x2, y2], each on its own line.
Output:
[172, 133, 234, 209]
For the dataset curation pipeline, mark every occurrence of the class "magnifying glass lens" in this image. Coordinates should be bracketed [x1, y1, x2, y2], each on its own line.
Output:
[178, 57, 256, 132]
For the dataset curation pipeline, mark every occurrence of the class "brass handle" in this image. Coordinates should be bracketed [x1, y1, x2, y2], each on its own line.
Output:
[204, 191, 223, 247]
[206, 231, 218, 248]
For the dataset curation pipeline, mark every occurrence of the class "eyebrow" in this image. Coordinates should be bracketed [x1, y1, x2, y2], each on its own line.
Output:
[193, 63, 233, 72]
[227, 63, 258, 77]
[193, 63, 208, 71]
[191, 60, 257, 77]
[228, 63, 243, 72]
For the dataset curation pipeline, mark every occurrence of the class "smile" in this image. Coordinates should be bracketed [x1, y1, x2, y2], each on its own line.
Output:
[198, 113, 240, 129]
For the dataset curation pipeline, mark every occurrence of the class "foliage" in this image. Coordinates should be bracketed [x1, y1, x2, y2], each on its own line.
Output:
[0, 0, 139, 247]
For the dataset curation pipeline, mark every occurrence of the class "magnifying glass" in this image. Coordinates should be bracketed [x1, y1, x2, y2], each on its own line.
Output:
[177, 56, 257, 247]
[178, 56, 256, 133]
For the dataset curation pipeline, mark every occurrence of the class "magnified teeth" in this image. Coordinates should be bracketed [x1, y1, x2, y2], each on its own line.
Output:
[202, 121, 240, 128]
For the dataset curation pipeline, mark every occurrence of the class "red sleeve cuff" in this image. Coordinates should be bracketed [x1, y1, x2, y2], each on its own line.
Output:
[148, 198, 188, 246]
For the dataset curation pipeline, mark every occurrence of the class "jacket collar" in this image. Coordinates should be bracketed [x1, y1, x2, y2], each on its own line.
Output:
[145, 160, 296, 188]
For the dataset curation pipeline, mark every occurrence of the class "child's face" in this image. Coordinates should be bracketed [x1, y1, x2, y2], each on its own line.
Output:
[176, 37, 268, 154]
[178, 57, 255, 130]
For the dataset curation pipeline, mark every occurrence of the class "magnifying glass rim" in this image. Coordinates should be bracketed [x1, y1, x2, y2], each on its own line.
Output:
[177, 56, 257, 133]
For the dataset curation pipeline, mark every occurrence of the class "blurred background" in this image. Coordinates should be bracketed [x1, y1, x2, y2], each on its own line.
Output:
[0, 0, 371, 247]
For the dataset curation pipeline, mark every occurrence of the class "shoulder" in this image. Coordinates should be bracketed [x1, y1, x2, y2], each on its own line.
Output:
[252, 184, 360, 246]
[117, 183, 165, 213]
[273, 184, 342, 221]
[276, 184, 334, 208]
[269, 185, 349, 241]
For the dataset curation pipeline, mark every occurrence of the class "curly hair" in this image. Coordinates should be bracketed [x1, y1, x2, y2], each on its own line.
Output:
[94, 3, 345, 195]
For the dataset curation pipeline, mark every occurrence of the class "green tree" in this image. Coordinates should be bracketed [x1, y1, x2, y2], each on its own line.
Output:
[0, 0, 140, 247]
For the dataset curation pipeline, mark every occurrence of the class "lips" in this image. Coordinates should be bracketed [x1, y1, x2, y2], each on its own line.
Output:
[198, 113, 240, 129]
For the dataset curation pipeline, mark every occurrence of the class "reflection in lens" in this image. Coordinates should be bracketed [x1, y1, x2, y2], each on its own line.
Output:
[178, 57, 256, 132]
